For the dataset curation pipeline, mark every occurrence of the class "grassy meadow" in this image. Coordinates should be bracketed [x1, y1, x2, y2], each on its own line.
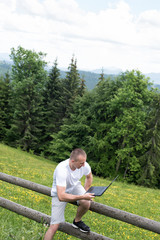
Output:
[0, 143, 160, 240]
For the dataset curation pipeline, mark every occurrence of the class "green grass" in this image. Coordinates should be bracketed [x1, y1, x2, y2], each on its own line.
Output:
[0, 143, 160, 240]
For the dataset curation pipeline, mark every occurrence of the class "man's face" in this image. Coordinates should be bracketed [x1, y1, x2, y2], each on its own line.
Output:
[73, 155, 86, 169]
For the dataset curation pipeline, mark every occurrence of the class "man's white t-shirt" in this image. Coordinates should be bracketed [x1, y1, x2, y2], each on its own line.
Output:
[51, 159, 91, 197]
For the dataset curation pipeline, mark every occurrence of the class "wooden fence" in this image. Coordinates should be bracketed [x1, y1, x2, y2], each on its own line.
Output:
[0, 172, 160, 239]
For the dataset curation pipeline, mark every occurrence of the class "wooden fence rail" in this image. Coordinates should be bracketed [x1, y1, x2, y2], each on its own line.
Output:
[0, 172, 160, 235]
[0, 197, 111, 240]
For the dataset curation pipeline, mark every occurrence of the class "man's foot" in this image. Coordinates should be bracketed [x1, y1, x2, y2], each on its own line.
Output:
[72, 219, 90, 233]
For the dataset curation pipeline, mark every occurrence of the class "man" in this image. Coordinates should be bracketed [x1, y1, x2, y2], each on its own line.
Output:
[44, 148, 94, 240]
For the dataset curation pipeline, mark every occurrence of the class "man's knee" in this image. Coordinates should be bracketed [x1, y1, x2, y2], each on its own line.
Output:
[44, 224, 59, 240]
[79, 199, 90, 209]
[48, 223, 59, 234]
[50, 223, 59, 230]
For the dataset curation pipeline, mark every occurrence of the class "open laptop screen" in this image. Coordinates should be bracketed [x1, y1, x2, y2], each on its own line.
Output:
[86, 175, 119, 196]
[86, 186, 108, 196]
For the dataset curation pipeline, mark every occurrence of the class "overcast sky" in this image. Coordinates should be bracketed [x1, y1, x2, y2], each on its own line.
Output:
[0, 0, 160, 73]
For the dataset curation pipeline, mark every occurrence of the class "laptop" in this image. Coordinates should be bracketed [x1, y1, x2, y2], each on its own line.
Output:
[86, 175, 119, 196]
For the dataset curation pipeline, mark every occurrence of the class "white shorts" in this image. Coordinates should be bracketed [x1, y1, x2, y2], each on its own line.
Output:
[50, 183, 86, 225]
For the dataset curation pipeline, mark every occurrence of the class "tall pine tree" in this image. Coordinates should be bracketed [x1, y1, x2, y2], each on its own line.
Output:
[8, 46, 47, 152]
[97, 68, 105, 86]
[0, 73, 12, 142]
[62, 56, 81, 118]
[78, 74, 86, 96]
[137, 92, 160, 187]
[108, 71, 151, 179]
[42, 59, 64, 152]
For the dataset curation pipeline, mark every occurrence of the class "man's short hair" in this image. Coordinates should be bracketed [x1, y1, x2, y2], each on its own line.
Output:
[70, 148, 87, 161]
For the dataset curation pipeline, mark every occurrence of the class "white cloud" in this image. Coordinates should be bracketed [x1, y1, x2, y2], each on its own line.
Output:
[81, 1, 135, 45]
[138, 9, 160, 27]
[15, 0, 44, 16]
[0, 0, 160, 73]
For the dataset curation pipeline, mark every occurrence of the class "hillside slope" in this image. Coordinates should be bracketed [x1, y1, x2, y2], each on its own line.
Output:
[0, 144, 160, 240]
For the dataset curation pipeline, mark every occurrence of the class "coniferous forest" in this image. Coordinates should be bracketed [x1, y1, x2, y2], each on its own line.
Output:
[0, 46, 160, 188]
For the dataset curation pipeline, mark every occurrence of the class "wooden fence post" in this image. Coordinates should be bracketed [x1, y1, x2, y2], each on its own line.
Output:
[0, 197, 112, 240]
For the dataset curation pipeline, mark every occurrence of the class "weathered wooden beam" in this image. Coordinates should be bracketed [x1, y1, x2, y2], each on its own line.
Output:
[0, 172, 51, 196]
[1, 172, 160, 234]
[89, 201, 160, 234]
[0, 197, 112, 240]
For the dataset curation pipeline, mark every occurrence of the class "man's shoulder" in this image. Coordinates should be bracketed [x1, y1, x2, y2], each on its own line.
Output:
[56, 159, 69, 170]
[82, 161, 91, 175]
[84, 161, 91, 169]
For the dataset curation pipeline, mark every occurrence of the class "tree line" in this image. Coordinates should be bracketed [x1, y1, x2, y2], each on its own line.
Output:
[0, 46, 160, 188]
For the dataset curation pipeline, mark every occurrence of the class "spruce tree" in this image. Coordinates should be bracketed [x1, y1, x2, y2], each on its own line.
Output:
[63, 56, 81, 118]
[137, 92, 160, 187]
[0, 73, 12, 142]
[42, 59, 64, 152]
[8, 46, 47, 152]
[97, 68, 105, 85]
[78, 74, 86, 96]
[108, 71, 151, 179]
[49, 91, 95, 162]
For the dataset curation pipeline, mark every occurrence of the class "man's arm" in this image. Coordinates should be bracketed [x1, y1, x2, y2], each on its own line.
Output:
[57, 185, 94, 202]
[84, 172, 93, 191]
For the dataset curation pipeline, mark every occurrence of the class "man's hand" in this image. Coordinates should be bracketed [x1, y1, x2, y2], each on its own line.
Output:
[83, 193, 95, 201]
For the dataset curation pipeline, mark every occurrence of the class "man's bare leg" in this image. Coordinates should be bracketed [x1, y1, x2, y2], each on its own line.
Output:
[44, 224, 59, 240]
[75, 200, 90, 222]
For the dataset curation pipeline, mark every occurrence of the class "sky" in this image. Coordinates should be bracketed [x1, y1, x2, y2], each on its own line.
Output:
[0, 0, 160, 73]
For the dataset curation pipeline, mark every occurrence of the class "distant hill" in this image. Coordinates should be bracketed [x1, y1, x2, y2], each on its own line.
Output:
[0, 60, 160, 90]
[153, 84, 160, 91]
[0, 53, 11, 61]
[146, 73, 160, 85]
[92, 67, 122, 75]
[0, 61, 11, 76]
